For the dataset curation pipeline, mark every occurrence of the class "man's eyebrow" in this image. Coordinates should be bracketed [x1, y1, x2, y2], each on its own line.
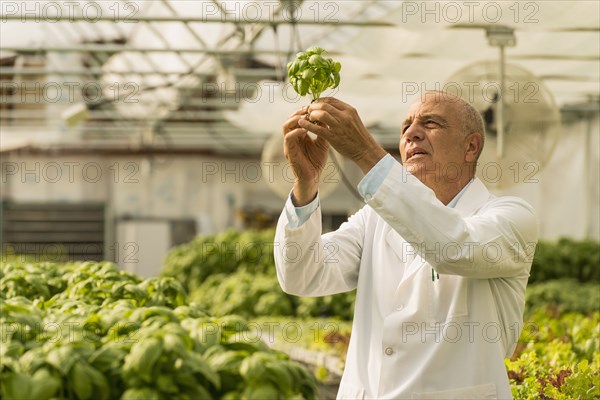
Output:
[418, 114, 449, 125]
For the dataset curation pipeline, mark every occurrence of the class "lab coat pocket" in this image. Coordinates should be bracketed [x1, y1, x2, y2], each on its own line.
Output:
[428, 273, 469, 323]
[411, 382, 497, 399]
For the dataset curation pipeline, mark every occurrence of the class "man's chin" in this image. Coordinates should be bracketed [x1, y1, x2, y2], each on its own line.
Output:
[404, 163, 438, 184]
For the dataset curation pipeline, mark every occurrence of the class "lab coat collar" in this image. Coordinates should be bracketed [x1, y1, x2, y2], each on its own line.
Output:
[452, 177, 491, 217]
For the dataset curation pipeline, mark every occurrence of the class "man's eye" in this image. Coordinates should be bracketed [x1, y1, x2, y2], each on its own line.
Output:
[425, 120, 438, 126]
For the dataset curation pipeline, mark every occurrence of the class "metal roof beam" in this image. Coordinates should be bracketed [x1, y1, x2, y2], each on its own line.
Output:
[1, 110, 229, 120]
[1, 45, 338, 55]
[0, 97, 250, 108]
[0, 67, 277, 78]
[0, 15, 395, 27]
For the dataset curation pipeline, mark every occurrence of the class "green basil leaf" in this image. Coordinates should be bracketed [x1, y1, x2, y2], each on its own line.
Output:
[30, 368, 61, 400]
[3, 372, 32, 399]
[265, 363, 293, 393]
[302, 69, 316, 80]
[299, 79, 309, 97]
[121, 387, 161, 400]
[183, 351, 221, 388]
[70, 362, 94, 400]
[242, 383, 280, 400]
[123, 337, 163, 382]
[46, 346, 77, 376]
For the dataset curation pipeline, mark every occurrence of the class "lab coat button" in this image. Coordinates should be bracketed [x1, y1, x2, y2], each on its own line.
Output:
[384, 347, 394, 356]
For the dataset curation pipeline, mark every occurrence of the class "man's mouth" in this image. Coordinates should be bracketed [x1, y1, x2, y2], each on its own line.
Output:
[407, 149, 429, 160]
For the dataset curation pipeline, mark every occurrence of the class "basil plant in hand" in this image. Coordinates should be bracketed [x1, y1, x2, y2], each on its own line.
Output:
[287, 46, 341, 101]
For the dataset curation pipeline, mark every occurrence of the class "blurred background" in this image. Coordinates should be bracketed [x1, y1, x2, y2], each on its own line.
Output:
[1, 0, 598, 273]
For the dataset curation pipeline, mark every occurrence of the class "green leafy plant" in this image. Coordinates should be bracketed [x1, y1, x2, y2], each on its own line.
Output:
[525, 279, 600, 316]
[287, 46, 341, 100]
[0, 261, 318, 400]
[162, 229, 277, 293]
[529, 238, 600, 284]
[162, 229, 356, 320]
[506, 310, 600, 399]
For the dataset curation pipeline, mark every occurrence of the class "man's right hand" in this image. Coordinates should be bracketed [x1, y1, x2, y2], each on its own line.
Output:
[283, 107, 330, 206]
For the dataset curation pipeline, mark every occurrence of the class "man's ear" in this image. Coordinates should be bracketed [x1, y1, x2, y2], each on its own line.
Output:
[465, 132, 483, 162]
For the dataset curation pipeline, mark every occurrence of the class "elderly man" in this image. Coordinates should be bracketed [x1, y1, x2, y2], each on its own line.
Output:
[274, 92, 538, 399]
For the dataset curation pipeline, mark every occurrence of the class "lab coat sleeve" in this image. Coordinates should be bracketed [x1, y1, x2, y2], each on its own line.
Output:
[365, 161, 539, 279]
[274, 194, 365, 296]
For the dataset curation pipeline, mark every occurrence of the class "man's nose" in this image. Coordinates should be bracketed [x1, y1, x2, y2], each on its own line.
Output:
[403, 124, 424, 143]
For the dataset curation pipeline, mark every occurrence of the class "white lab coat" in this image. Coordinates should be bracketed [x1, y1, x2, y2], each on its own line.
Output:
[274, 162, 538, 399]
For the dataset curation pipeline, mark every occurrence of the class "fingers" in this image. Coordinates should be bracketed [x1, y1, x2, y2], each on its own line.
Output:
[298, 116, 333, 141]
[289, 106, 309, 117]
[285, 102, 344, 132]
[307, 101, 349, 123]
[311, 97, 349, 111]
[285, 100, 356, 141]
[283, 127, 306, 159]
[283, 106, 310, 133]
[305, 107, 340, 128]
[301, 100, 349, 134]
[314, 135, 330, 153]
[284, 127, 308, 143]
[308, 101, 339, 113]
[283, 115, 303, 133]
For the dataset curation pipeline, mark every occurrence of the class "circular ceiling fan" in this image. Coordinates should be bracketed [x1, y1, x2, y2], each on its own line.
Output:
[447, 27, 561, 189]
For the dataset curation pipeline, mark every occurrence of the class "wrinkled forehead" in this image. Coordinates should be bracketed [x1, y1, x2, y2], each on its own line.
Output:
[406, 92, 463, 118]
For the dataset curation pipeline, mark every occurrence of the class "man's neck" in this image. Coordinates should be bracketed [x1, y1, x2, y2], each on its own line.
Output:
[430, 176, 474, 205]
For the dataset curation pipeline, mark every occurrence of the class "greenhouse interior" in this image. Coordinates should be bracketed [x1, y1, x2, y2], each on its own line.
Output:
[0, 1, 599, 399]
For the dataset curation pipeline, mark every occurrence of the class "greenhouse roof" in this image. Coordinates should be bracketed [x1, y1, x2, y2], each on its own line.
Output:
[1, 0, 598, 153]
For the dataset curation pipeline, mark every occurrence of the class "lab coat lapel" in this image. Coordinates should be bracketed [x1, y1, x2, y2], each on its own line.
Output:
[453, 178, 492, 218]
[385, 228, 424, 278]
[389, 178, 491, 298]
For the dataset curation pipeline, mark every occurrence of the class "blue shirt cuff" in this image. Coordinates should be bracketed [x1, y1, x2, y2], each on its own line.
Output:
[285, 191, 320, 228]
[357, 154, 395, 201]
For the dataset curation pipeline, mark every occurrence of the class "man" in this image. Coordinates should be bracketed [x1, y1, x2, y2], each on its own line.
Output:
[274, 92, 538, 399]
